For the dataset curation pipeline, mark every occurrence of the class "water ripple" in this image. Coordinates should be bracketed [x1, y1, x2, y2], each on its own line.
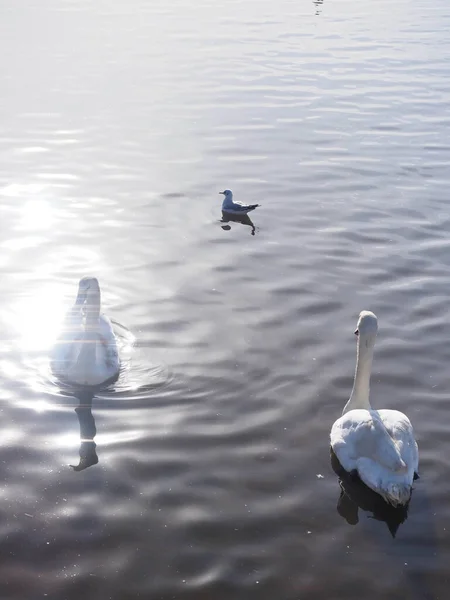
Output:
[0, 0, 450, 598]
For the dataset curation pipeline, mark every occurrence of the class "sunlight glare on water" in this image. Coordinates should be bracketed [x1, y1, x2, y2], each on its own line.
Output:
[11, 284, 68, 352]
[0, 0, 449, 598]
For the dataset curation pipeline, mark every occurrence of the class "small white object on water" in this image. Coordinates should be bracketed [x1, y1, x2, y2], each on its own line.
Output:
[219, 189, 260, 214]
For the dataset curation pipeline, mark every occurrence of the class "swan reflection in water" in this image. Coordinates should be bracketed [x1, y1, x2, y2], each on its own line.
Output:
[220, 211, 256, 236]
[70, 391, 98, 471]
[330, 448, 410, 538]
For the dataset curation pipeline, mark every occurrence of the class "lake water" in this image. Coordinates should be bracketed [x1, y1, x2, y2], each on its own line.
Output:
[1, 0, 450, 597]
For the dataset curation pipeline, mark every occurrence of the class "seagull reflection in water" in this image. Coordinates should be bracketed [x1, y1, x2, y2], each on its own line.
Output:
[330, 448, 409, 538]
[70, 391, 98, 471]
[220, 211, 257, 236]
[313, 0, 323, 15]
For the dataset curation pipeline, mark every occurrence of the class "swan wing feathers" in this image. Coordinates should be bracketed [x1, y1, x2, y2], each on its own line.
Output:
[99, 314, 116, 340]
[98, 315, 120, 367]
[331, 409, 407, 473]
[378, 409, 419, 472]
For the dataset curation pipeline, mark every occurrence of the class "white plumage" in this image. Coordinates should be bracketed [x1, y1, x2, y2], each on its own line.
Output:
[219, 189, 260, 214]
[51, 277, 120, 387]
[330, 311, 418, 506]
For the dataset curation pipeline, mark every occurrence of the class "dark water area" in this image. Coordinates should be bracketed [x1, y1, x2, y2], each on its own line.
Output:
[1, 0, 450, 598]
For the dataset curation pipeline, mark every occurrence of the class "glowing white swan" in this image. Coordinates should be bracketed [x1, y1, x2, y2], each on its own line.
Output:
[51, 277, 120, 387]
[330, 311, 419, 507]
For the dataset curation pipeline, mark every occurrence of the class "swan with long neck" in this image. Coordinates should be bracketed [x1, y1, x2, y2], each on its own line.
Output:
[330, 311, 419, 507]
[54, 278, 89, 338]
[51, 277, 120, 387]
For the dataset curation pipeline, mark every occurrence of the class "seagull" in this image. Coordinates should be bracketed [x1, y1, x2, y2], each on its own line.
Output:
[219, 189, 260, 214]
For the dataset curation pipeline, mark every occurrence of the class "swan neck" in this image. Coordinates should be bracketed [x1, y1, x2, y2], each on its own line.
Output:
[85, 289, 101, 327]
[74, 292, 85, 307]
[344, 337, 375, 413]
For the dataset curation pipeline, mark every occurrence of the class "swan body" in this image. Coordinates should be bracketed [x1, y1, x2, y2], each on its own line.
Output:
[51, 277, 120, 387]
[330, 311, 418, 507]
[52, 278, 87, 350]
[219, 189, 260, 214]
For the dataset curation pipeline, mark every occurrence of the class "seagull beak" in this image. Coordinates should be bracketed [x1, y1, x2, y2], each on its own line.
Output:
[219, 191, 225, 195]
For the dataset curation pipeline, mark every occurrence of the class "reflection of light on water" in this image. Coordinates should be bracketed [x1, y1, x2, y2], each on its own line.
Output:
[97, 430, 145, 446]
[0, 182, 45, 198]
[1, 184, 55, 235]
[2, 235, 47, 251]
[0, 427, 23, 447]
[0, 359, 21, 378]
[19, 199, 54, 231]
[1, 192, 55, 249]
[52, 432, 80, 449]
[11, 285, 68, 352]
[10, 296, 170, 400]
[32, 399, 53, 413]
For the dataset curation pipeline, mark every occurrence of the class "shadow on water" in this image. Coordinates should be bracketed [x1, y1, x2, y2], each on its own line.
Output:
[330, 448, 440, 600]
[70, 391, 99, 471]
[330, 448, 408, 538]
[220, 210, 256, 236]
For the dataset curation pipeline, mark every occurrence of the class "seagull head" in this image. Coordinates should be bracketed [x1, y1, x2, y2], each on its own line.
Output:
[219, 189, 233, 201]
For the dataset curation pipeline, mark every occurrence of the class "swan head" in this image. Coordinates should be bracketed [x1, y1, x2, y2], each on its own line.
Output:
[354, 311, 378, 341]
[78, 277, 99, 292]
[76, 277, 99, 300]
[78, 277, 101, 325]
[219, 189, 233, 200]
[75, 277, 100, 316]
[75, 277, 91, 305]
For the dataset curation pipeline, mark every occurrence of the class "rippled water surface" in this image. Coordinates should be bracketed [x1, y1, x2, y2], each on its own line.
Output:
[1, 0, 450, 597]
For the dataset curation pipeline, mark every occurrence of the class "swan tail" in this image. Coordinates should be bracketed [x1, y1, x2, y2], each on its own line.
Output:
[384, 482, 412, 507]
[356, 457, 412, 507]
